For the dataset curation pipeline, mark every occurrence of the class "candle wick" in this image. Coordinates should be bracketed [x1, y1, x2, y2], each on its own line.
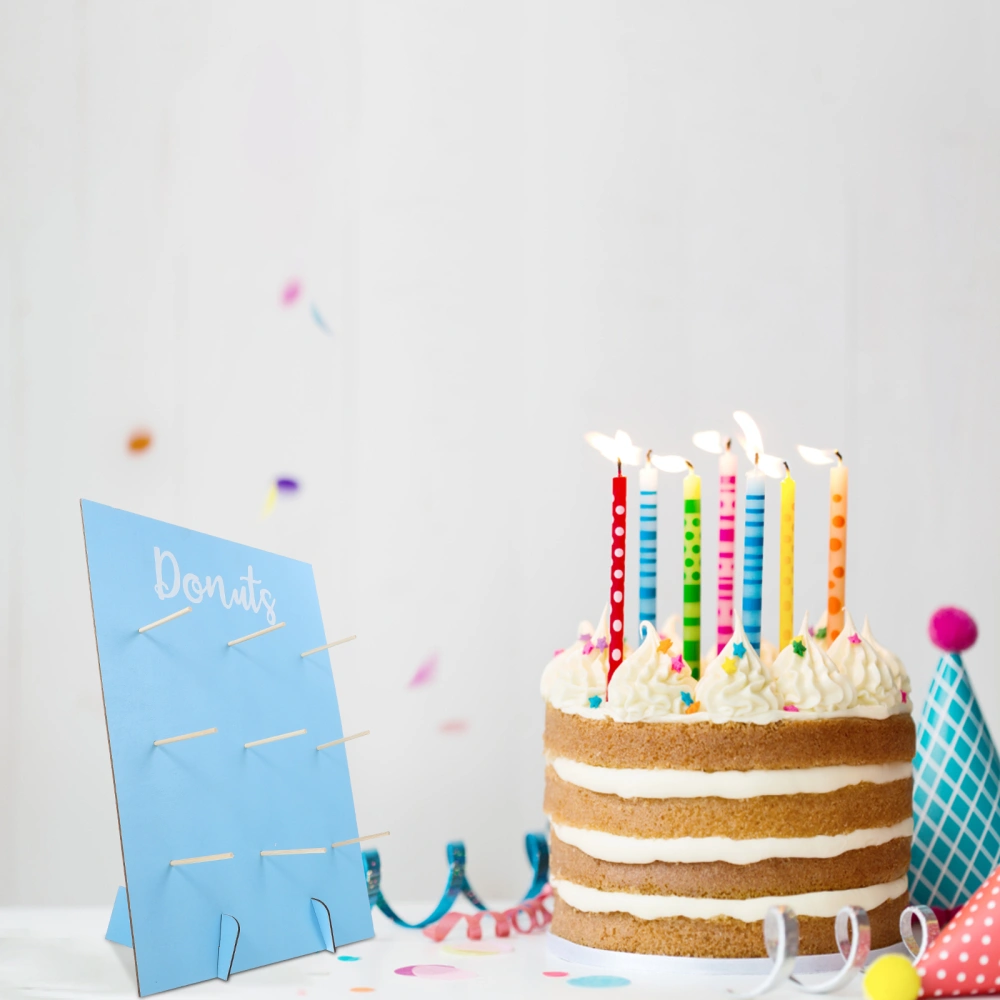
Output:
[835, 450, 843, 465]
[617, 458, 622, 476]
[754, 452, 760, 467]
[783, 460, 790, 478]
[685, 460, 694, 472]
[725, 438, 732, 451]
[646, 449, 652, 465]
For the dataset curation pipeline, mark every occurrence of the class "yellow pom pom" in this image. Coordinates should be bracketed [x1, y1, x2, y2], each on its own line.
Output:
[863, 954, 921, 1000]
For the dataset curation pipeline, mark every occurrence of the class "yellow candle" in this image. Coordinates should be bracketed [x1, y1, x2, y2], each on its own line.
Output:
[779, 464, 795, 650]
[827, 453, 848, 642]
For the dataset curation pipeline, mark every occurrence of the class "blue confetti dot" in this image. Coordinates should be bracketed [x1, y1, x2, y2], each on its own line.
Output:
[588, 695, 602, 708]
[567, 975, 631, 988]
[337, 954, 360, 961]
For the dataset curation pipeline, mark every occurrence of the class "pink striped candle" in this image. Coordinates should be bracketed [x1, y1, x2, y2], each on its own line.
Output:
[717, 441, 738, 652]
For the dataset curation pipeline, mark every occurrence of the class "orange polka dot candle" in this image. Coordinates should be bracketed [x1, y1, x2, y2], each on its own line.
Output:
[827, 452, 848, 642]
[779, 463, 795, 650]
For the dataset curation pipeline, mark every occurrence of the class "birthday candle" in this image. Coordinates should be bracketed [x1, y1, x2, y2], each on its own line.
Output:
[827, 453, 848, 642]
[717, 442, 738, 652]
[683, 466, 702, 675]
[741, 461, 765, 653]
[608, 463, 627, 684]
[779, 463, 795, 650]
[638, 454, 658, 635]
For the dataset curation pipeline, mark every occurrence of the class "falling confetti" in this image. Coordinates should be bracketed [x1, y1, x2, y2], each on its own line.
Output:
[260, 483, 278, 520]
[395, 965, 476, 981]
[281, 280, 302, 306]
[276, 477, 300, 493]
[349, 990, 375, 995]
[543, 971, 570, 978]
[567, 975, 631, 989]
[310, 303, 332, 334]
[337, 955, 360, 962]
[439, 719, 468, 734]
[408, 653, 438, 688]
[127, 430, 153, 453]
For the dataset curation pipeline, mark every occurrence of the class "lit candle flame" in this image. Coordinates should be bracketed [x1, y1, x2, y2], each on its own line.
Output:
[693, 430, 727, 455]
[796, 445, 838, 466]
[649, 453, 691, 473]
[584, 429, 644, 467]
[731, 412, 785, 479]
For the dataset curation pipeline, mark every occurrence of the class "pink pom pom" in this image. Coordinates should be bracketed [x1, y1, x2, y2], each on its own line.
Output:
[928, 606, 978, 653]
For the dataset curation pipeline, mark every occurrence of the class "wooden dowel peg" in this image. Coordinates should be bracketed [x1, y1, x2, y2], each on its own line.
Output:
[300, 634, 357, 658]
[154, 727, 217, 747]
[316, 730, 370, 751]
[244, 728, 306, 749]
[138, 606, 192, 633]
[260, 847, 326, 857]
[331, 831, 390, 850]
[228, 621, 286, 647]
[169, 852, 234, 867]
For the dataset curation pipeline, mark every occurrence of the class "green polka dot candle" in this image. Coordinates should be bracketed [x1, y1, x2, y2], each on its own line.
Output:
[683, 466, 702, 676]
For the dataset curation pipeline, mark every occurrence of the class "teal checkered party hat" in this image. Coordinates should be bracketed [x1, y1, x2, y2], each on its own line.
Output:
[911, 607, 998, 909]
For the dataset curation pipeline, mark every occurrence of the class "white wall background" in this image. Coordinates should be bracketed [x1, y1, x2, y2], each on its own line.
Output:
[1, 0, 998, 906]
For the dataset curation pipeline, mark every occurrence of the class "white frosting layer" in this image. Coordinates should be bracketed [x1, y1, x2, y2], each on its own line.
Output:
[548, 756, 912, 800]
[827, 610, 901, 709]
[552, 876, 910, 921]
[540, 608, 610, 712]
[772, 613, 856, 712]
[550, 818, 913, 865]
[695, 615, 778, 718]
[606, 624, 694, 721]
[862, 616, 912, 695]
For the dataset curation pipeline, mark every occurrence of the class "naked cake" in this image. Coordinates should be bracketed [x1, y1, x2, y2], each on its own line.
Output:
[541, 606, 914, 958]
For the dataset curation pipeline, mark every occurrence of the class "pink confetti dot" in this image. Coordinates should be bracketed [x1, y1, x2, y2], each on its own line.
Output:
[544, 971, 570, 977]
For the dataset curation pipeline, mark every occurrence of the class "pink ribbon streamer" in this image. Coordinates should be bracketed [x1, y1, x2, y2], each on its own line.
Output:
[423, 886, 553, 942]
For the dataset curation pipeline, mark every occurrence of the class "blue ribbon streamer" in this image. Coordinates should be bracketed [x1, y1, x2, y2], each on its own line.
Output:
[363, 832, 549, 929]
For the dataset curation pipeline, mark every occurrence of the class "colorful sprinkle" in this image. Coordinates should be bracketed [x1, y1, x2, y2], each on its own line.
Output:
[127, 430, 153, 453]
[338, 955, 360, 961]
[657, 638, 673, 654]
[552, 649, 565, 656]
[814, 626, 827, 640]
[792, 637, 807, 656]
[579, 632, 592, 643]
[721, 656, 738, 675]
[594, 637, 608, 651]
[732, 641, 746, 658]
[581, 643, 595, 655]
[310, 303, 332, 334]
[680, 691, 693, 707]
[670, 655, 685, 673]
[588, 695, 602, 709]
[408, 654, 438, 688]
[281, 279, 302, 306]
[783, 704, 800, 712]
[848, 632, 862, 644]
[567, 975, 631, 988]
[684, 700, 701, 715]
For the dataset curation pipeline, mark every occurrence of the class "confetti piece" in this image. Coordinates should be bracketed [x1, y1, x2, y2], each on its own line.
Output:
[127, 430, 153, 453]
[439, 719, 468, 734]
[281, 280, 302, 306]
[338, 955, 361, 962]
[310, 303, 331, 334]
[567, 975, 631, 988]
[442, 939, 514, 955]
[260, 482, 278, 520]
[408, 653, 438, 688]
[543, 971, 570, 977]
[395, 965, 476, 980]
[350, 990, 375, 994]
[276, 477, 300, 493]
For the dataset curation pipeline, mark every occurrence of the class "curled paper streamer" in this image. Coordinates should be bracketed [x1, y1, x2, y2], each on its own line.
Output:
[730, 906, 799, 998]
[791, 906, 870, 993]
[422, 886, 553, 942]
[899, 905, 940, 965]
[363, 833, 548, 931]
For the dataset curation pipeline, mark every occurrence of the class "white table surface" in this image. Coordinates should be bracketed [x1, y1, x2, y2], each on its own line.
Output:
[0, 904, 866, 999]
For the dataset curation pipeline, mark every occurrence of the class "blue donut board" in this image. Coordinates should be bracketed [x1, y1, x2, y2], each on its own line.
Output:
[81, 500, 373, 995]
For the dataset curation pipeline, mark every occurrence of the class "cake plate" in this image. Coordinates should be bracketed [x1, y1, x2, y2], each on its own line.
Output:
[547, 932, 909, 975]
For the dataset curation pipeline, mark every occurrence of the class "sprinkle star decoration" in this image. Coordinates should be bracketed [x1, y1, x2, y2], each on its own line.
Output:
[792, 637, 807, 657]
[814, 627, 827, 640]
[732, 642, 746, 658]
[594, 637, 608, 651]
[587, 695, 602, 709]
[848, 633, 862, 645]
[658, 637, 673, 655]
[670, 655, 685, 673]
[721, 656, 738, 675]
[680, 691, 694, 707]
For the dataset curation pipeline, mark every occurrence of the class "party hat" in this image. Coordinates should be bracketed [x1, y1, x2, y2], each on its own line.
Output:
[911, 607, 999, 909]
[916, 862, 1000, 997]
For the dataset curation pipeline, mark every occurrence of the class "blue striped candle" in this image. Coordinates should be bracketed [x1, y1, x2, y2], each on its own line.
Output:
[638, 461, 658, 636]
[741, 467, 765, 652]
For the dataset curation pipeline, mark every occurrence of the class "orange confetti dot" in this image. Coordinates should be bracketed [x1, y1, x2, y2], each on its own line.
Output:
[350, 990, 375, 994]
[128, 430, 152, 453]
[830, 538, 842, 551]
[684, 700, 701, 715]
[828, 597, 842, 615]
[833, 566, 844, 578]
[832, 493, 843, 503]
[832, 515, 845, 528]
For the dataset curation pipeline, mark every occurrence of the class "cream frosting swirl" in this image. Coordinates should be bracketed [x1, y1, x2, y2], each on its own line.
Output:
[827, 610, 901, 709]
[606, 622, 695, 721]
[695, 615, 779, 718]
[862, 616, 912, 695]
[657, 614, 683, 652]
[772, 614, 856, 712]
[540, 606, 610, 711]
[758, 637, 778, 670]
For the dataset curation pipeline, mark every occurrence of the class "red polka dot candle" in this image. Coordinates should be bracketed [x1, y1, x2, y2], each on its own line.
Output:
[608, 465, 628, 685]
[827, 453, 848, 642]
